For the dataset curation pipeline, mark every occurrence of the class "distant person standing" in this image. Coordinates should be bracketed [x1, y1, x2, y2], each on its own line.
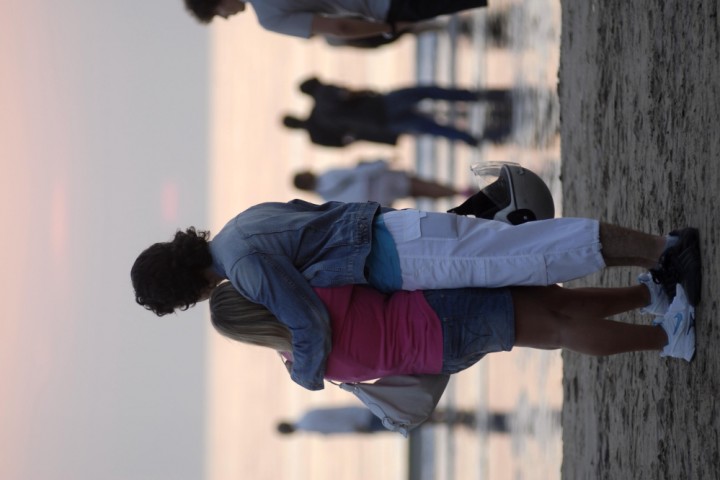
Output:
[183, 0, 488, 40]
[293, 159, 471, 206]
[323, 10, 513, 49]
[277, 406, 387, 435]
[282, 77, 512, 147]
[276, 406, 481, 435]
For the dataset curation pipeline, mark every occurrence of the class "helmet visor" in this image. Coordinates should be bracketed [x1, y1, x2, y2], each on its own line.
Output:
[470, 162, 517, 212]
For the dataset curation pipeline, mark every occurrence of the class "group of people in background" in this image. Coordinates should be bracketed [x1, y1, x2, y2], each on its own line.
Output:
[185, 1, 528, 210]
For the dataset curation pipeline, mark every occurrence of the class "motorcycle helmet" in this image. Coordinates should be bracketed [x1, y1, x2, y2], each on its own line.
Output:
[448, 162, 555, 225]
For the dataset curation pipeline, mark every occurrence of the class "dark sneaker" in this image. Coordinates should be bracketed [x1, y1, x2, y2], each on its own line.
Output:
[650, 228, 701, 306]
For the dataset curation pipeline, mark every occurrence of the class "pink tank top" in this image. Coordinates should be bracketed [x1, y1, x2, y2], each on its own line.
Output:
[314, 285, 443, 382]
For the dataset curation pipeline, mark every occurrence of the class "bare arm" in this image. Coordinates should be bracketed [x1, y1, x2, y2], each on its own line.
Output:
[311, 15, 412, 39]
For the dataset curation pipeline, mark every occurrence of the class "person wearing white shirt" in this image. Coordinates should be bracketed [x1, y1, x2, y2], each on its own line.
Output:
[293, 159, 470, 206]
[184, 0, 488, 40]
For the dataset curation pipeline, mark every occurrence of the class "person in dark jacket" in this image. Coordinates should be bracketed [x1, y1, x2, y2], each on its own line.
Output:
[282, 76, 513, 147]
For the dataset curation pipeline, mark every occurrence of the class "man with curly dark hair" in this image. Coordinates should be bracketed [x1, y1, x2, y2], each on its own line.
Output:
[182, 0, 488, 40]
[131, 199, 701, 391]
[131, 228, 225, 316]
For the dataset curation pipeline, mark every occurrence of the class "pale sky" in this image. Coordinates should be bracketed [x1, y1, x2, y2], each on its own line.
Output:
[0, 2, 563, 478]
[1, 1, 210, 479]
[0, 2, 413, 479]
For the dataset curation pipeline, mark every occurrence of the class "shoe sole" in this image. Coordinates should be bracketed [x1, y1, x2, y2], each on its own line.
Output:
[671, 228, 702, 306]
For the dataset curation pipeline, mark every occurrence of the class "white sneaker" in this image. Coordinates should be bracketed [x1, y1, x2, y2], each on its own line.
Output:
[653, 285, 695, 362]
[638, 272, 670, 316]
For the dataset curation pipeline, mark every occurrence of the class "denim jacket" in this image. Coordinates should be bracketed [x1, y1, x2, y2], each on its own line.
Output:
[209, 200, 383, 390]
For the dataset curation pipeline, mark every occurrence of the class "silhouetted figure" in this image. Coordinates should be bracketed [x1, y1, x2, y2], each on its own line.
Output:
[282, 77, 513, 148]
[323, 10, 513, 49]
[276, 406, 484, 435]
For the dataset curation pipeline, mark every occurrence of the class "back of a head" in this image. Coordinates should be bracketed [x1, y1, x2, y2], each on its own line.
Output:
[131, 227, 213, 316]
[293, 171, 317, 191]
[184, 0, 220, 23]
[209, 282, 293, 352]
[276, 422, 297, 434]
[299, 77, 322, 95]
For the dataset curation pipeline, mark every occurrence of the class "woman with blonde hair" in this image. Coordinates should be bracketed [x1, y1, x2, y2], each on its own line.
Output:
[209, 275, 695, 387]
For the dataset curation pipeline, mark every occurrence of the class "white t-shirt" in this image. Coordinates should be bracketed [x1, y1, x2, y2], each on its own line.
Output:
[316, 160, 410, 206]
[246, 0, 391, 38]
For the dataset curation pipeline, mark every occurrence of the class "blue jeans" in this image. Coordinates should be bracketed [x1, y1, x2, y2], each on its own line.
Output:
[386, 0, 488, 22]
[382, 87, 510, 145]
[422, 288, 515, 374]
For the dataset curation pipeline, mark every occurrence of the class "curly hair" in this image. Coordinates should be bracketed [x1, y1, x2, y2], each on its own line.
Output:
[184, 0, 221, 23]
[131, 227, 214, 316]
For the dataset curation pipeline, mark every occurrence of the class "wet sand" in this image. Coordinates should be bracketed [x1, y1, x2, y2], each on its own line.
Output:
[559, 2, 720, 478]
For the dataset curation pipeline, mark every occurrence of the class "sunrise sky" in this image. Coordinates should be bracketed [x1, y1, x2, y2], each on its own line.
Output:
[1, 1, 210, 479]
[0, 1, 413, 479]
[1, 1, 564, 478]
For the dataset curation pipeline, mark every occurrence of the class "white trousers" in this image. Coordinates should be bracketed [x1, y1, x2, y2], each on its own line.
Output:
[379, 211, 605, 290]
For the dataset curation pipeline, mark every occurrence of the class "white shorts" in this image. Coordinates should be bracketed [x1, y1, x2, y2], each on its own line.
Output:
[379, 210, 605, 289]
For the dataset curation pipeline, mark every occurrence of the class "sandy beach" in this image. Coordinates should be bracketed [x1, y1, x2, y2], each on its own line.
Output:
[559, 2, 720, 478]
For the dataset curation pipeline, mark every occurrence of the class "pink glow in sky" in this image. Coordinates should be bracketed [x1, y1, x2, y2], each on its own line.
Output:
[0, 3, 210, 480]
[49, 179, 70, 261]
[161, 179, 180, 223]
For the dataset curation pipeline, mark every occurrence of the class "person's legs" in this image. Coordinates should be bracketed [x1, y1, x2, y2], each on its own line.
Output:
[512, 286, 668, 355]
[476, 89, 513, 104]
[427, 287, 516, 375]
[515, 284, 648, 323]
[480, 105, 514, 143]
[379, 211, 699, 297]
[598, 222, 666, 268]
[383, 88, 511, 120]
[600, 224, 701, 305]
[380, 212, 605, 289]
[384, 86, 483, 106]
[386, 0, 488, 23]
[373, 209, 701, 308]
[408, 176, 462, 199]
[387, 111, 479, 145]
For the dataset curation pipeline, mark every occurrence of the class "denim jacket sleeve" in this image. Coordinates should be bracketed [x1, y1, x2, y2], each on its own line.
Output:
[228, 253, 331, 391]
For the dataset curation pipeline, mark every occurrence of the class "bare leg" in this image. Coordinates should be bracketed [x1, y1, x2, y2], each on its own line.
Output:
[407, 19, 449, 35]
[408, 176, 461, 199]
[512, 286, 667, 355]
[521, 284, 650, 319]
[599, 222, 666, 268]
